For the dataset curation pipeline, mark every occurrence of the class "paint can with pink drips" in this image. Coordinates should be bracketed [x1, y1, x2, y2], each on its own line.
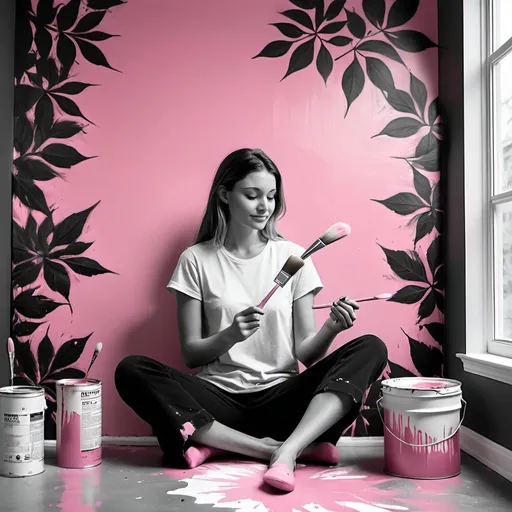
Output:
[377, 377, 466, 480]
[56, 379, 102, 469]
[0, 386, 46, 477]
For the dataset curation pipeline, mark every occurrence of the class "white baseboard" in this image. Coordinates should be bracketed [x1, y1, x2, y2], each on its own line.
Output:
[460, 426, 512, 483]
[45, 436, 384, 449]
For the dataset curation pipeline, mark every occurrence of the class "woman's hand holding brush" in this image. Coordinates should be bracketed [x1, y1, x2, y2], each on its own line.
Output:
[325, 297, 359, 333]
[228, 306, 265, 343]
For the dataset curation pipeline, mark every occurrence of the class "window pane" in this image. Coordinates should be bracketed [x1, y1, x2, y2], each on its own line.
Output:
[494, 201, 512, 341]
[493, 51, 512, 193]
[494, 0, 512, 49]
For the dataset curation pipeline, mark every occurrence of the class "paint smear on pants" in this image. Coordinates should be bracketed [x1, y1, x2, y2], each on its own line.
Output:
[180, 421, 195, 441]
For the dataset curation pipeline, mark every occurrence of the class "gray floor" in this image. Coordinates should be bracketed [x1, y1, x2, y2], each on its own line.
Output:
[1, 445, 512, 511]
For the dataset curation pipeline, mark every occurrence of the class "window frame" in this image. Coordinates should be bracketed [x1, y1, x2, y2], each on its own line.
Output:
[456, 0, 512, 384]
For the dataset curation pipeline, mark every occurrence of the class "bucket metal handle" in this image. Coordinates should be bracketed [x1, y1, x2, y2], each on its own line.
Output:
[376, 397, 467, 448]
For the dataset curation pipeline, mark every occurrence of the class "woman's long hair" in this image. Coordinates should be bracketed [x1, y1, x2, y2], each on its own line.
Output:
[195, 148, 286, 246]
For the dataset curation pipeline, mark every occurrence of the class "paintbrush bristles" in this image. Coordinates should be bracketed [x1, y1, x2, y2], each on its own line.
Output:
[319, 222, 351, 245]
[7, 337, 14, 353]
[282, 255, 304, 277]
[95, 342, 103, 353]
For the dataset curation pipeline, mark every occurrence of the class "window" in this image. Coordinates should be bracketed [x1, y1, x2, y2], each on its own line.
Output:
[487, 0, 512, 358]
[456, 0, 512, 384]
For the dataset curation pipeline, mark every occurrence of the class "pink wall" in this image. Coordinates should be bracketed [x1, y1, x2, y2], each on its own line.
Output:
[12, 0, 440, 437]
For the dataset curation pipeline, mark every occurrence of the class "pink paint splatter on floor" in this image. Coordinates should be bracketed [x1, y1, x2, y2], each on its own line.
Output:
[56, 467, 101, 512]
[163, 460, 461, 511]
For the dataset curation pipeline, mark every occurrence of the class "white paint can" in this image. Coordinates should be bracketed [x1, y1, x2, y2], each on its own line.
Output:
[0, 386, 46, 477]
[56, 379, 102, 468]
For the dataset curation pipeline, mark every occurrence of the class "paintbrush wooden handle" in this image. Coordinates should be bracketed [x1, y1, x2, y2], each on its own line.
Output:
[313, 296, 382, 309]
[258, 283, 280, 309]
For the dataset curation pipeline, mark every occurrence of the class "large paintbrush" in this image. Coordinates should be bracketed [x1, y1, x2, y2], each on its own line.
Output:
[300, 222, 351, 260]
[258, 255, 304, 309]
[313, 293, 392, 309]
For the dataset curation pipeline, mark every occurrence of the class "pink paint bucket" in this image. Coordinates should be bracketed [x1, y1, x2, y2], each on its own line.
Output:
[56, 379, 102, 469]
[377, 377, 466, 480]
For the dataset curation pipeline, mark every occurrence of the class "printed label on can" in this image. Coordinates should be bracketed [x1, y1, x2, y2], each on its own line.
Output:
[3, 412, 44, 463]
[80, 388, 101, 452]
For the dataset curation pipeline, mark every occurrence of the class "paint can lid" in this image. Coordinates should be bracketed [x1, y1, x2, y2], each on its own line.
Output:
[55, 378, 101, 389]
[381, 377, 462, 395]
[0, 385, 45, 398]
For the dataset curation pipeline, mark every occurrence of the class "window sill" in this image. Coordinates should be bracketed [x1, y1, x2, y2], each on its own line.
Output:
[456, 353, 512, 386]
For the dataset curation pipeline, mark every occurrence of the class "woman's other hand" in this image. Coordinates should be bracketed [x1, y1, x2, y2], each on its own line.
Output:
[325, 297, 359, 333]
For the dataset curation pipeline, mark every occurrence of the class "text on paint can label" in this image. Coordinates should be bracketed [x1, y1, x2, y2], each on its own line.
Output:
[3, 412, 44, 464]
[81, 389, 101, 452]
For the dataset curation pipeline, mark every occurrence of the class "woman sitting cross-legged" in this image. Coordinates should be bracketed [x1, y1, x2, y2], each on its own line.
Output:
[115, 148, 388, 493]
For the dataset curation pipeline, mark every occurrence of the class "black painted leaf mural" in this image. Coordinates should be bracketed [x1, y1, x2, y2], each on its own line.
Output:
[326, 35, 352, 47]
[362, 0, 385, 29]
[280, 9, 315, 31]
[412, 165, 431, 204]
[52, 203, 99, 248]
[345, 9, 366, 38]
[410, 72, 427, 118]
[414, 210, 436, 244]
[365, 57, 395, 92]
[428, 97, 439, 125]
[427, 236, 442, 275]
[388, 360, 416, 378]
[14, 289, 64, 320]
[418, 289, 436, 321]
[342, 55, 364, 116]
[271, 23, 307, 38]
[385, 0, 419, 29]
[282, 38, 316, 80]
[358, 40, 403, 64]
[317, 43, 333, 84]
[420, 322, 444, 346]
[39, 143, 92, 168]
[325, 0, 346, 20]
[374, 117, 424, 138]
[384, 88, 417, 115]
[372, 192, 426, 215]
[14, 0, 122, 441]
[57, 0, 81, 32]
[385, 30, 437, 53]
[390, 285, 428, 304]
[72, 11, 106, 33]
[37, 328, 54, 380]
[404, 329, 443, 377]
[315, 0, 325, 28]
[289, 0, 316, 9]
[49, 120, 84, 139]
[253, 40, 294, 59]
[87, 0, 126, 9]
[319, 21, 347, 34]
[415, 131, 438, 157]
[49, 334, 92, 374]
[379, 245, 428, 283]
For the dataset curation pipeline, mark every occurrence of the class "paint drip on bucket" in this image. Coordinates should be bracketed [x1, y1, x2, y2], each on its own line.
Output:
[56, 379, 102, 469]
[0, 386, 46, 477]
[377, 377, 466, 480]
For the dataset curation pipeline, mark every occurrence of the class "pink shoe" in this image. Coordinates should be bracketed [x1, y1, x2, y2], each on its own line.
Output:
[263, 463, 295, 492]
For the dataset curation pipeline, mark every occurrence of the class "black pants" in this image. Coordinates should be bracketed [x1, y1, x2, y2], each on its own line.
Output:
[115, 334, 388, 467]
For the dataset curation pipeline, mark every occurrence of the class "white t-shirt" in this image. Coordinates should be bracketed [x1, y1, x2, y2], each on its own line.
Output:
[167, 238, 323, 393]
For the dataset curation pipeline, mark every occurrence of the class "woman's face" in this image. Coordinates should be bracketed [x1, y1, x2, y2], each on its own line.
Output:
[222, 170, 277, 231]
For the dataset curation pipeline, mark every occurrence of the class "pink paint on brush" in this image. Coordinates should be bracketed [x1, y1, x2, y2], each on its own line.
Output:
[384, 411, 460, 480]
[7, 337, 14, 353]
